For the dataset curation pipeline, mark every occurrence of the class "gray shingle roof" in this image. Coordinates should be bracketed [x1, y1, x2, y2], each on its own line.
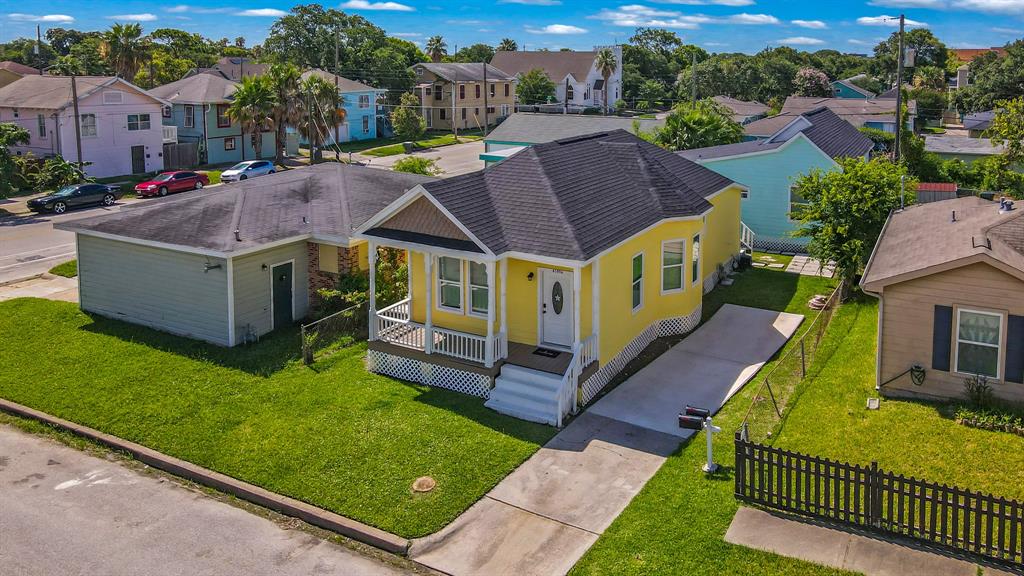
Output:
[680, 107, 872, 162]
[491, 50, 598, 83]
[0, 76, 157, 110]
[964, 110, 995, 132]
[711, 96, 769, 122]
[485, 113, 664, 145]
[150, 72, 237, 104]
[925, 135, 1006, 156]
[301, 69, 383, 94]
[413, 62, 515, 82]
[58, 164, 435, 254]
[401, 130, 732, 261]
[0, 61, 40, 75]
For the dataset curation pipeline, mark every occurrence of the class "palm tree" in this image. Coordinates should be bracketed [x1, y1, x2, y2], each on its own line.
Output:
[497, 38, 517, 52]
[595, 47, 617, 114]
[267, 63, 303, 164]
[227, 75, 277, 161]
[298, 75, 341, 163]
[100, 23, 149, 80]
[425, 36, 447, 63]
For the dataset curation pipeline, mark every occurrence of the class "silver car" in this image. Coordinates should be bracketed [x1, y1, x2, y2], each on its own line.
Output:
[220, 160, 275, 182]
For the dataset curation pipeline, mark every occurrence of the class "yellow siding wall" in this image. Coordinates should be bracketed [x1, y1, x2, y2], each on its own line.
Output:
[704, 186, 743, 275]
[409, 252, 499, 336]
[596, 219, 704, 362]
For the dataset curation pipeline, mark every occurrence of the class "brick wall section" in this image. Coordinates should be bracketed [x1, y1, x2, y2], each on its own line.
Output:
[307, 242, 361, 305]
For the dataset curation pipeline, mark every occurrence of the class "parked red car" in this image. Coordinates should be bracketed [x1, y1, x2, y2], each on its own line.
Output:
[135, 171, 209, 197]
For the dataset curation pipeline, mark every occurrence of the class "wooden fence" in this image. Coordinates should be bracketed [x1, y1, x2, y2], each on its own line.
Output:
[735, 434, 1024, 567]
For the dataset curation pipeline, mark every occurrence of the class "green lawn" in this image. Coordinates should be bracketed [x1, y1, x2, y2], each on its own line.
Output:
[751, 251, 794, 270]
[0, 298, 555, 538]
[362, 133, 483, 157]
[48, 260, 77, 278]
[574, 269, 846, 576]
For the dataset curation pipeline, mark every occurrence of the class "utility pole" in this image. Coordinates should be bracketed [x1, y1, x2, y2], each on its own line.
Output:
[691, 51, 698, 106]
[334, 28, 341, 161]
[482, 62, 488, 137]
[452, 70, 458, 142]
[70, 75, 84, 180]
[307, 83, 316, 163]
[35, 25, 43, 74]
[894, 13, 906, 163]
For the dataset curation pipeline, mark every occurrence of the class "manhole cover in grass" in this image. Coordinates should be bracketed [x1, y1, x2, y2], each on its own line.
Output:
[412, 476, 436, 493]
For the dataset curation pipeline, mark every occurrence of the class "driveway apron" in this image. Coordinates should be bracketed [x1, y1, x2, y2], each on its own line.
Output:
[410, 304, 805, 576]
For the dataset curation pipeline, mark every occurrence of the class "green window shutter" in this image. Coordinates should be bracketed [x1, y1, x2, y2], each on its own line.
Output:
[1005, 315, 1024, 384]
[932, 305, 952, 372]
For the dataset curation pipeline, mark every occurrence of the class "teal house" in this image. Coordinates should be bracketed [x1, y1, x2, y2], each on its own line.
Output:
[150, 71, 276, 166]
[679, 107, 873, 253]
[299, 69, 387, 144]
[830, 74, 875, 99]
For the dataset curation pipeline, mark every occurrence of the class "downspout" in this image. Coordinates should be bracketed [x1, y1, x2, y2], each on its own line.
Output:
[202, 104, 209, 164]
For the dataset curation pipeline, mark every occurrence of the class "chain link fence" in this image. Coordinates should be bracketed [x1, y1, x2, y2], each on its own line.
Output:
[739, 280, 845, 443]
[300, 302, 369, 365]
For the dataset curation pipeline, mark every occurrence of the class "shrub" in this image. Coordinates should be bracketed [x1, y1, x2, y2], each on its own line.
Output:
[392, 156, 442, 176]
[963, 374, 995, 408]
[954, 405, 1024, 437]
[390, 92, 426, 141]
[35, 155, 92, 191]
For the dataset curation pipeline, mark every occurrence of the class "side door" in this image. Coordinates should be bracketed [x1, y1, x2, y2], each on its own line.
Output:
[271, 262, 294, 330]
[130, 145, 146, 174]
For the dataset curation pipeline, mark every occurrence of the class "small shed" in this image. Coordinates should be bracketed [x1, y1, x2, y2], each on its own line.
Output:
[915, 182, 958, 204]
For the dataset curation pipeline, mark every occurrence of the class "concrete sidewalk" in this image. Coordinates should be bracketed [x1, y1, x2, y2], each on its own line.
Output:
[726, 507, 1016, 576]
[358, 141, 485, 177]
[0, 274, 78, 302]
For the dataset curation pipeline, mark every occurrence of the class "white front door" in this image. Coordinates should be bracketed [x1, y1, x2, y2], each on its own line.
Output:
[541, 268, 573, 348]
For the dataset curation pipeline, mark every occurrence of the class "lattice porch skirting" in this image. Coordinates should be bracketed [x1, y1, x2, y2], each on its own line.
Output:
[579, 304, 702, 406]
[366, 350, 492, 399]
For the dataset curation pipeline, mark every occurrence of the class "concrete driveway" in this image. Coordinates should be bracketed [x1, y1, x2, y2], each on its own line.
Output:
[0, 425, 418, 576]
[360, 141, 485, 177]
[589, 304, 804, 438]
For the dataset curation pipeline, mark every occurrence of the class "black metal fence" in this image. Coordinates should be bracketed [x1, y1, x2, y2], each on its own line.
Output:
[300, 302, 369, 364]
[735, 434, 1024, 567]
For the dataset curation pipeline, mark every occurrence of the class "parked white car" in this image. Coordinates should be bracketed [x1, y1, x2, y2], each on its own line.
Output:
[220, 160, 276, 182]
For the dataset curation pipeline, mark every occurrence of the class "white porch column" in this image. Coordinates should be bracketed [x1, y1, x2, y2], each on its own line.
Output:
[573, 264, 582, 350]
[591, 258, 600, 344]
[368, 240, 378, 341]
[500, 258, 508, 357]
[405, 249, 412, 301]
[424, 252, 433, 354]
[485, 259, 496, 368]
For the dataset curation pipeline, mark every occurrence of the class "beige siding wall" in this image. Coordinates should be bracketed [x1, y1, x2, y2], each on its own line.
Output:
[417, 80, 515, 131]
[880, 262, 1024, 403]
[232, 241, 310, 339]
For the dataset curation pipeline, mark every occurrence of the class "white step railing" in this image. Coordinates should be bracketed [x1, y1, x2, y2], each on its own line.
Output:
[555, 333, 598, 427]
[740, 221, 756, 251]
[377, 298, 410, 321]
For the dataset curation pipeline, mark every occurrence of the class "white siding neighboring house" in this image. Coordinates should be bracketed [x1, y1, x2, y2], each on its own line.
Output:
[491, 46, 623, 110]
[0, 75, 168, 178]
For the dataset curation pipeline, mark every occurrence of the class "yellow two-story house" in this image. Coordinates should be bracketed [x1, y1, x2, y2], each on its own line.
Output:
[357, 130, 745, 426]
[412, 62, 516, 132]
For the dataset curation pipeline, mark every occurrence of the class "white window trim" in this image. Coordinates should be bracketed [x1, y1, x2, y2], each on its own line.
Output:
[359, 94, 370, 109]
[436, 255, 464, 313]
[362, 115, 370, 134]
[953, 307, 1005, 380]
[691, 233, 701, 287]
[184, 104, 195, 128]
[467, 261, 489, 318]
[660, 239, 685, 295]
[80, 114, 97, 138]
[631, 251, 644, 314]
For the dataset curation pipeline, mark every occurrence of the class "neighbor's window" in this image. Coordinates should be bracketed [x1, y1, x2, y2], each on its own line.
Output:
[475, 84, 481, 99]
[489, 83, 496, 98]
[127, 114, 151, 131]
[434, 85, 443, 101]
[162, 105, 171, 118]
[956, 309, 1003, 379]
[216, 104, 230, 128]
[691, 234, 701, 285]
[459, 84, 465, 100]
[789, 185, 809, 219]
[439, 108, 447, 120]
[504, 83, 509, 97]
[37, 114, 45, 138]
[438, 256, 463, 311]
[359, 94, 370, 108]
[662, 240, 684, 292]
[567, 84, 574, 101]
[362, 115, 370, 133]
[184, 104, 194, 128]
[632, 253, 644, 312]
[80, 114, 97, 137]
[224, 137, 236, 150]
[469, 262, 488, 315]
[461, 107, 466, 121]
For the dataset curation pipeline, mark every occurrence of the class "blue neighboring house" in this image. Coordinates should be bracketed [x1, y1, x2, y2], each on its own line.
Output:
[830, 74, 876, 99]
[150, 71, 276, 166]
[298, 69, 387, 144]
[679, 107, 874, 253]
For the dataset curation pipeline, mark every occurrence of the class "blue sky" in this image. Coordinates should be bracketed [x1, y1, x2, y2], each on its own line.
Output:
[2, 0, 1023, 54]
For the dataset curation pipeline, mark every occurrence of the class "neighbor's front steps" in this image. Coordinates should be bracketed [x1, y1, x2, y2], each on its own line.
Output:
[486, 365, 564, 426]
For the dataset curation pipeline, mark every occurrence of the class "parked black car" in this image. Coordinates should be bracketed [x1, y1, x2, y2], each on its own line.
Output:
[27, 183, 122, 214]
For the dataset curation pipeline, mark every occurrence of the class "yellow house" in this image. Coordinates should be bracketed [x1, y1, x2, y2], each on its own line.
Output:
[356, 130, 747, 425]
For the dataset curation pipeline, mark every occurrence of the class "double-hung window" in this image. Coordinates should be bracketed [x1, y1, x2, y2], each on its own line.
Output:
[662, 240, 684, 293]
[80, 114, 97, 137]
[691, 234, 701, 286]
[437, 256, 463, 311]
[955, 309, 1003, 379]
[362, 115, 370, 133]
[631, 253, 644, 312]
[127, 114, 151, 131]
[184, 105, 194, 128]
[469, 262, 489, 316]
[359, 94, 370, 108]
[37, 115, 45, 138]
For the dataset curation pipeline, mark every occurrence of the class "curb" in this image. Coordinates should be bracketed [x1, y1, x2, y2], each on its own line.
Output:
[0, 399, 410, 555]
[0, 273, 44, 288]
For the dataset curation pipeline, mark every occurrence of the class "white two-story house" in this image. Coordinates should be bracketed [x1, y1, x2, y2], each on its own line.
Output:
[0, 75, 168, 178]
[491, 46, 623, 111]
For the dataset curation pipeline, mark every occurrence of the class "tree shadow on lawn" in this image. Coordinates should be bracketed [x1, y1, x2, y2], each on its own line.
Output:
[80, 313, 300, 377]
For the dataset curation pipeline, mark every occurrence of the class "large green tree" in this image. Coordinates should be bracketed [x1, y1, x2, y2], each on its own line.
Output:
[595, 47, 618, 113]
[297, 74, 340, 163]
[793, 67, 831, 97]
[497, 38, 517, 52]
[449, 43, 494, 63]
[425, 36, 447, 63]
[516, 68, 556, 105]
[953, 41, 1024, 114]
[0, 123, 31, 198]
[870, 28, 948, 85]
[101, 23, 150, 80]
[268, 63, 304, 164]
[649, 100, 744, 151]
[227, 75, 277, 161]
[390, 92, 426, 141]
[988, 96, 1024, 164]
[793, 158, 915, 285]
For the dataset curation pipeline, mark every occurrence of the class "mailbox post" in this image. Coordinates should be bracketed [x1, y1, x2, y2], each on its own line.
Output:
[678, 405, 722, 473]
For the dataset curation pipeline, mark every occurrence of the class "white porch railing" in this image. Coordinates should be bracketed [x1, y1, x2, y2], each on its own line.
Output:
[162, 125, 178, 144]
[741, 221, 756, 252]
[378, 298, 410, 321]
[555, 333, 598, 427]
[432, 326, 489, 364]
[373, 298, 503, 366]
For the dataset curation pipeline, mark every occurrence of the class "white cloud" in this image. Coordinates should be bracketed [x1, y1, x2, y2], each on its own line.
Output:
[868, 0, 944, 7]
[727, 13, 779, 24]
[857, 15, 928, 26]
[992, 26, 1024, 34]
[236, 8, 288, 16]
[340, 0, 415, 10]
[792, 19, 827, 29]
[589, 6, 711, 29]
[652, 0, 754, 4]
[392, 32, 422, 37]
[848, 39, 875, 46]
[703, 41, 729, 46]
[165, 5, 232, 14]
[8, 13, 75, 22]
[499, 0, 561, 4]
[525, 24, 588, 34]
[778, 36, 825, 45]
[952, 0, 1024, 13]
[107, 13, 158, 21]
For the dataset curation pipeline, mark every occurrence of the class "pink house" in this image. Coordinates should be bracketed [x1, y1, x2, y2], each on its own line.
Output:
[0, 75, 168, 178]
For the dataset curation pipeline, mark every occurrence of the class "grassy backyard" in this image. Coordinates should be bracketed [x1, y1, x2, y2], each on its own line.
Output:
[361, 133, 483, 157]
[574, 274, 1024, 574]
[0, 298, 555, 538]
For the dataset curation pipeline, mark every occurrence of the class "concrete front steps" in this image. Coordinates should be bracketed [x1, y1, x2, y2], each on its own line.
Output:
[485, 365, 564, 426]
